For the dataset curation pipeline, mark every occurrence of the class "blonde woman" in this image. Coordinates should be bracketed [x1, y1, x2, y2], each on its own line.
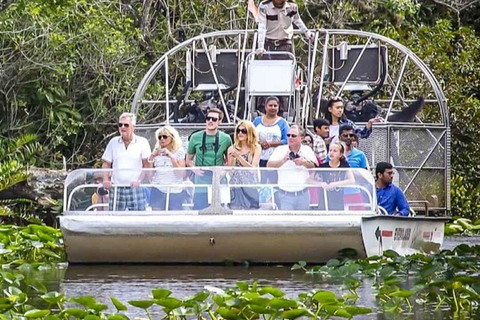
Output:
[147, 126, 186, 210]
[227, 120, 261, 209]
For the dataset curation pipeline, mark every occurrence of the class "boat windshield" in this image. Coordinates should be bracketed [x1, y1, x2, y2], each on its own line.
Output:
[64, 167, 376, 214]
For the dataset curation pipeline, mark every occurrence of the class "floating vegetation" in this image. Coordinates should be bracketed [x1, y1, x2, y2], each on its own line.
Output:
[445, 218, 480, 235]
[293, 245, 480, 315]
[0, 273, 372, 320]
[0, 225, 65, 268]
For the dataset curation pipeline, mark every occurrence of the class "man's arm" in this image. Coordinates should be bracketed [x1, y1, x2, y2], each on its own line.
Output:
[102, 161, 112, 189]
[186, 153, 195, 168]
[396, 187, 411, 217]
[257, 4, 267, 51]
[267, 147, 288, 168]
[291, 5, 312, 39]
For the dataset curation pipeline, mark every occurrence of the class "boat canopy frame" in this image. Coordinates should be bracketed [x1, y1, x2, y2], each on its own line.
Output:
[129, 28, 450, 215]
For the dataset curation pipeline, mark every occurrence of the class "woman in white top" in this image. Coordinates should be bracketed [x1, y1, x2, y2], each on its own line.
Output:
[147, 126, 186, 210]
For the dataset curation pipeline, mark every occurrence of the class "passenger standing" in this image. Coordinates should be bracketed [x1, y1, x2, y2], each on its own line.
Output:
[227, 120, 261, 209]
[339, 125, 369, 210]
[315, 143, 355, 210]
[187, 108, 232, 210]
[256, 0, 313, 57]
[375, 162, 410, 216]
[267, 125, 317, 210]
[312, 118, 331, 164]
[101, 113, 151, 211]
[253, 96, 289, 188]
[325, 98, 379, 144]
[339, 125, 369, 169]
[148, 126, 186, 211]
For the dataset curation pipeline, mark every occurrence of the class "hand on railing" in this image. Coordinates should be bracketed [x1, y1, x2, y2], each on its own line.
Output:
[103, 180, 113, 189]
[191, 167, 205, 176]
[255, 48, 266, 56]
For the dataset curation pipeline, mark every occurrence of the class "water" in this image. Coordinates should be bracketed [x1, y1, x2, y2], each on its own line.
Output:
[26, 236, 480, 320]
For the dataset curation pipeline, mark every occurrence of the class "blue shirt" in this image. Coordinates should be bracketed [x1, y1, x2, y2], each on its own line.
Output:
[376, 184, 410, 216]
[346, 148, 368, 169]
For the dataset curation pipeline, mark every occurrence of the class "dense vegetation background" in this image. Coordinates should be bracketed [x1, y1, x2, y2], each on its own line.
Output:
[1, 0, 480, 221]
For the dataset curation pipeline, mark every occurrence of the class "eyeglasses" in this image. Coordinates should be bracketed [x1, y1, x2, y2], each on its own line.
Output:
[118, 123, 130, 128]
[302, 139, 312, 145]
[341, 133, 356, 138]
[236, 128, 248, 134]
[158, 135, 170, 140]
[206, 116, 219, 122]
[287, 134, 298, 138]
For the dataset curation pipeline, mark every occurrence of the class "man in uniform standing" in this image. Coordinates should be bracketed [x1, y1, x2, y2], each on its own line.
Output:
[256, 0, 313, 57]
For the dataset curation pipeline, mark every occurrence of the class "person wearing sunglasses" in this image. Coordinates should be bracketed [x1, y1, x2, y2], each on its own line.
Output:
[187, 108, 232, 209]
[147, 126, 186, 211]
[101, 112, 151, 211]
[227, 121, 261, 209]
[338, 124, 369, 211]
[338, 125, 368, 170]
[267, 125, 317, 210]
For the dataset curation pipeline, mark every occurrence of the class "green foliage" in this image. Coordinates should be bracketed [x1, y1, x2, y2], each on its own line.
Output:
[296, 245, 480, 315]
[0, 0, 479, 216]
[0, 224, 65, 267]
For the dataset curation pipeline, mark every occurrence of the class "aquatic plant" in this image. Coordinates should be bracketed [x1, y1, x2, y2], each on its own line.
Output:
[0, 272, 372, 320]
[0, 224, 65, 268]
[445, 218, 480, 235]
[293, 245, 480, 315]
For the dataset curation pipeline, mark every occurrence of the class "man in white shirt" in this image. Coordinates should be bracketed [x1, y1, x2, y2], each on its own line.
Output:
[101, 113, 151, 211]
[267, 125, 317, 210]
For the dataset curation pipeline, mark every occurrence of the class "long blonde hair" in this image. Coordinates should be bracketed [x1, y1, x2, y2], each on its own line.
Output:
[154, 126, 182, 151]
[234, 120, 259, 161]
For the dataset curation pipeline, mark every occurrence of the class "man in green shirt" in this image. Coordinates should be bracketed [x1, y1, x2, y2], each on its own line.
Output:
[187, 108, 232, 209]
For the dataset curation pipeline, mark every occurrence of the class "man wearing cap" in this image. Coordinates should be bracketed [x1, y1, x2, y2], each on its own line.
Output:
[101, 112, 151, 211]
[256, 0, 313, 57]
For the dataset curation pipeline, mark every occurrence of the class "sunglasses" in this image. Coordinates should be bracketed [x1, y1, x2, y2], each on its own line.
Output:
[118, 123, 130, 128]
[206, 116, 219, 122]
[287, 134, 298, 138]
[236, 128, 248, 134]
[302, 139, 312, 144]
[158, 135, 170, 140]
[341, 133, 356, 138]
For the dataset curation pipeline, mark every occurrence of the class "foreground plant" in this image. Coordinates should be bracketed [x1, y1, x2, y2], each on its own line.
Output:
[293, 245, 480, 315]
[0, 224, 65, 267]
[0, 272, 371, 320]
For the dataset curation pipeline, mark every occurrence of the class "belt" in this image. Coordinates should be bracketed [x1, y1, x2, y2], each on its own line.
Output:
[279, 188, 307, 196]
[265, 39, 292, 47]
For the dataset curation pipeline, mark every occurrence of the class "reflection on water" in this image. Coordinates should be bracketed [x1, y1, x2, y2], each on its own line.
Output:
[24, 237, 480, 319]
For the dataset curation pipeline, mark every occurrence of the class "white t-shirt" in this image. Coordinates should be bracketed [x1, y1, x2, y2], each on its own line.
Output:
[152, 148, 186, 193]
[269, 145, 317, 192]
[102, 134, 151, 185]
[329, 124, 340, 145]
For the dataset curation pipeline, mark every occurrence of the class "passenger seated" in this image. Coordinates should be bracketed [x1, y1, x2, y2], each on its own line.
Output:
[375, 162, 410, 216]
[148, 126, 186, 211]
[313, 143, 354, 210]
[91, 173, 109, 211]
[227, 120, 261, 209]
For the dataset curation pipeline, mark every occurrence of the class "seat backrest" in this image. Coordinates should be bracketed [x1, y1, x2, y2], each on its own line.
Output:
[246, 60, 295, 96]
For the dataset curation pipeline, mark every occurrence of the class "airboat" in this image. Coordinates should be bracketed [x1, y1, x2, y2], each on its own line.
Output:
[60, 28, 449, 263]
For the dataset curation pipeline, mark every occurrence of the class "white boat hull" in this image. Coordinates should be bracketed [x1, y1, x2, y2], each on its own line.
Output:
[361, 215, 449, 257]
[60, 214, 368, 263]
